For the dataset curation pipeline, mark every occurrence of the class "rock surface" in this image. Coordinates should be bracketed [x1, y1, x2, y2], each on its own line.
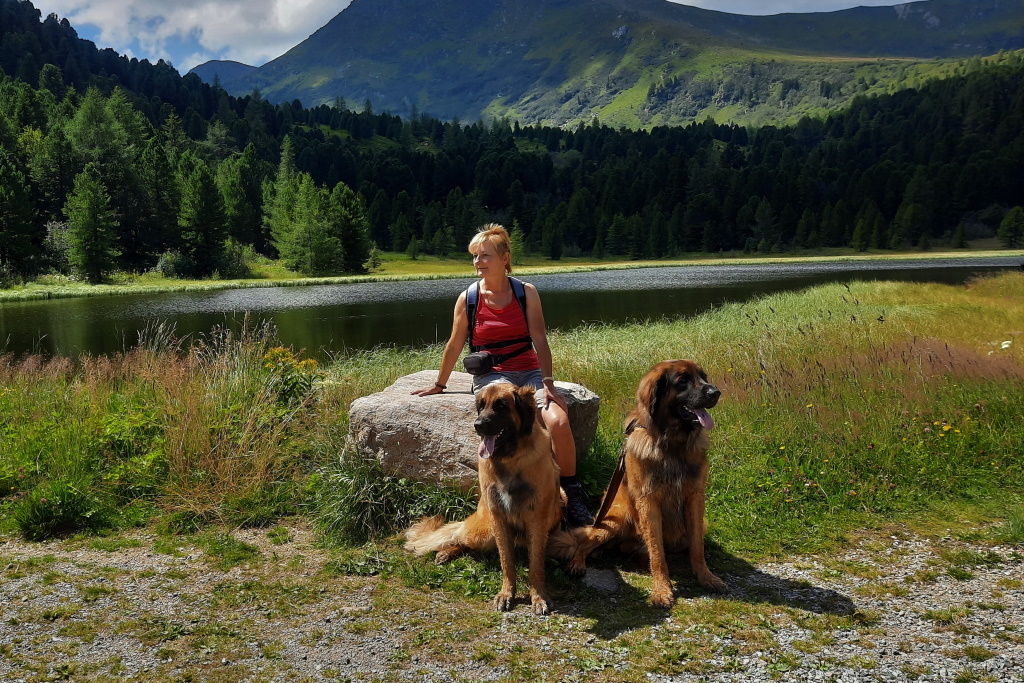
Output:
[348, 370, 600, 489]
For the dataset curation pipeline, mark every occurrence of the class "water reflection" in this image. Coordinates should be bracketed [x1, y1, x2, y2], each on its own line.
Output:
[0, 257, 1018, 360]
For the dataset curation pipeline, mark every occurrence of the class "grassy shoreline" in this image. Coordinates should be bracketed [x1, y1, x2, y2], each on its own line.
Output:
[1, 248, 1021, 303]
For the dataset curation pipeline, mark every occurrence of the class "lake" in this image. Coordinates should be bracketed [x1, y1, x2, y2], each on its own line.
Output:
[0, 257, 1019, 360]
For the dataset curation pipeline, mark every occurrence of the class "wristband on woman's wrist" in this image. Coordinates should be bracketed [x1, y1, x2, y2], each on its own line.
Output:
[542, 376, 554, 383]
[434, 382, 447, 390]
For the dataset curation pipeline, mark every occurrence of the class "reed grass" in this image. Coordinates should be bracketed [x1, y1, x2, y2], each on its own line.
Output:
[1, 272, 1022, 557]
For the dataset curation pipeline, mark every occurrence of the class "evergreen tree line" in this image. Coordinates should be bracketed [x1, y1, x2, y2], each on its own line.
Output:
[0, 80, 371, 282]
[2, 0, 1024, 283]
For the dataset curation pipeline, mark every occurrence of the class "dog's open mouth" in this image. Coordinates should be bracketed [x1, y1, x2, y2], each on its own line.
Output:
[679, 406, 714, 430]
[478, 430, 504, 459]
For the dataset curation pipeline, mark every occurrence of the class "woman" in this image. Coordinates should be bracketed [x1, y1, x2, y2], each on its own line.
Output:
[412, 224, 593, 528]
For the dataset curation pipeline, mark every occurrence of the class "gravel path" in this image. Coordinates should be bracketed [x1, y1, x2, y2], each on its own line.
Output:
[0, 523, 1020, 682]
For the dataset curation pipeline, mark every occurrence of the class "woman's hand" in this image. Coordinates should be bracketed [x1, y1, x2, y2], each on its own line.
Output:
[411, 384, 444, 396]
[543, 379, 567, 411]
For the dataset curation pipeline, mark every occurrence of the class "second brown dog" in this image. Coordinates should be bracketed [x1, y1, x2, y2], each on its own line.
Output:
[554, 359, 726, 606]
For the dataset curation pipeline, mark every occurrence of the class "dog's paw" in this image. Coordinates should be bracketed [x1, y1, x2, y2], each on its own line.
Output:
[649, 587, 675, 608]
[566, 558, 587, 577]
[493, 592, 515, 612]
[531, 594, 550, 616]
[698, 572, 727, 594]
[434, 547, 461, 565]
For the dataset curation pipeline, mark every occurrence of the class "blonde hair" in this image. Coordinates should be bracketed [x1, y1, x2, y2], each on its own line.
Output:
[468, 223, 513, 274]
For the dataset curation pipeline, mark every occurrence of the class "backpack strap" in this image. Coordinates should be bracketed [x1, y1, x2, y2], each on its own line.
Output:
[509, 276, 528, 315]
[466, 277, 531, 352]
[466, 281, 480, 349]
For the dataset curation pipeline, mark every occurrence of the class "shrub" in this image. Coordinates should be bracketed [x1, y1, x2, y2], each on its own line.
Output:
[217, 238, 256, 279]
[262, 346, 321, 405]
[311, 454, 476, 546]
[223, 482, 300, 528]
[14, 478, 110, 541]
[154, 250, 196, 278]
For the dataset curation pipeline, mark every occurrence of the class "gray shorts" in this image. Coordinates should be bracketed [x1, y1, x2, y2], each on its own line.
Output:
[472, 368, 546, 408]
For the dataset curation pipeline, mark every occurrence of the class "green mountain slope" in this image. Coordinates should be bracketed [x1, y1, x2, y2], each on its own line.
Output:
[198, 0, 1024, 127]
[189, 60, 257, 84]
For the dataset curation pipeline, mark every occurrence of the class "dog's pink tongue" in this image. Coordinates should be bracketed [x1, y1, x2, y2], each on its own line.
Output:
[694, 408, 714, 431]
[478, 435, 497, 459]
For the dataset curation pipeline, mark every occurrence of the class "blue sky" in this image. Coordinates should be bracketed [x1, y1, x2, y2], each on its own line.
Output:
[27, 0, 903, 73]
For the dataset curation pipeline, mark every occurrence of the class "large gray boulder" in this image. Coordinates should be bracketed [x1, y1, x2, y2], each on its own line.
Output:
[348, 370, 600, 489]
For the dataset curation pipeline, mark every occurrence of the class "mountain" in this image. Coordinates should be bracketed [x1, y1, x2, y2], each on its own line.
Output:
[193, 0, 1024, 127]
[188, 60, 257, 85]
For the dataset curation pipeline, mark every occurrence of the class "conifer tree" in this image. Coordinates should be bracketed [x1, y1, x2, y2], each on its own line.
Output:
[794, 208, 816, 249]
[890, 200, 926, 250]
[509, 221, 526, 265]
[432, 226, 455, 258]
[38, 63, 66, 100]
[330, 181, 370, 274]
[140, 138, 179, 252]
[0, 148, 37, 274]
[605, 214, 628, 256]
[20, 125, 75, 223]
[63, 162, 119, 283]
[851, 217, 870, 252]
[998, 206, 1024, 248]
[421, 201, 444, 251]
[218, 143, 266, 250]
[176, 151, 226, 276]
[65, 87, 115, 162]
[277, 174, 339, 276]
[952, 222, 967, 248]
[264, 135, 300, 257]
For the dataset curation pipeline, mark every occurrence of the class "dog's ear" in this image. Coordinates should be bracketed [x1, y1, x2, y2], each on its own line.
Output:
[648, 370, 671, 424]
[514, 386, 537, 435]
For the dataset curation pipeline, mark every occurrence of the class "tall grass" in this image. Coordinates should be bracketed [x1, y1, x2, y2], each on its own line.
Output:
[0, 316, 327, 537]
[1, 272, 1022, 554]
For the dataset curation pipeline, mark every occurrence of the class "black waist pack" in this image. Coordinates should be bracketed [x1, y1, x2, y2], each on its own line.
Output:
[462, 351, 495, 375]
[462, 339, 532, 376]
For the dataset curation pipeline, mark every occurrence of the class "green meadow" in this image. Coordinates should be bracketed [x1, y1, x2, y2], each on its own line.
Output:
[2, 270, 1022, 558]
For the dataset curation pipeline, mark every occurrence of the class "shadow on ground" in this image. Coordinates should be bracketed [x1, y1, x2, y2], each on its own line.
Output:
[551, 539, 854, 639]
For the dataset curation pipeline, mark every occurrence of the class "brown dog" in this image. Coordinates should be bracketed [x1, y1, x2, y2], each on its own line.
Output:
[405, 383, 564, 614]
[557, 359, 725, 606]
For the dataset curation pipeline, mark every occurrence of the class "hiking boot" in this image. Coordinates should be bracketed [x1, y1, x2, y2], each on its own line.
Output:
[562, 482, 594, 529]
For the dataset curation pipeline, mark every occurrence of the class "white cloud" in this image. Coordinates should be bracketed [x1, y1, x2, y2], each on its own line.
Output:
[29, 0, 352, 71]
[669, 1, 901, 16]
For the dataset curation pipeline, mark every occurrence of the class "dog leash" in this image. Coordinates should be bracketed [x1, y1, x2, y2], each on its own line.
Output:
[591, 417, 640, 527]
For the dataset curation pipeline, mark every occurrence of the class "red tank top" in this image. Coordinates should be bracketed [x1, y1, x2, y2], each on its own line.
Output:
[473, 290, 540, 373]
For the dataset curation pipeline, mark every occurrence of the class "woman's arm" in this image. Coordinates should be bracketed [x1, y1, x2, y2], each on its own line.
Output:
[523, 284, 568, 411]
[411, 291, 470, 396]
